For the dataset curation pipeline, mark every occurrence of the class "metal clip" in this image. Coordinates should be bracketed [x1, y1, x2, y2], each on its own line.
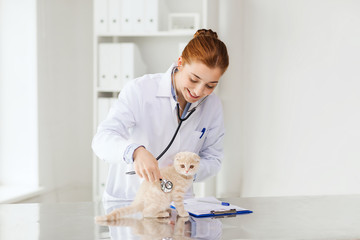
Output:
[210, 209, 237, 215]
[212, 214, 237, 219]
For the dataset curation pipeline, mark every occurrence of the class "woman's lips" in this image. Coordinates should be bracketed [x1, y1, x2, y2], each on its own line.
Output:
[187, 89, 200, 99]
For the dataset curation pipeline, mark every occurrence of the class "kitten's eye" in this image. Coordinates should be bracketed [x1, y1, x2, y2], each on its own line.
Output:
[190, 165, 194, 169]
[180, 164, 185, 168]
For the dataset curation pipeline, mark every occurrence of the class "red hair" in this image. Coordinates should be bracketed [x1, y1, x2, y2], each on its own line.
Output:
[182, 29, 229, 74]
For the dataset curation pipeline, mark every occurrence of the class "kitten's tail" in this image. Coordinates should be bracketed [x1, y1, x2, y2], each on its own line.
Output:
[95, 203, 142, 222]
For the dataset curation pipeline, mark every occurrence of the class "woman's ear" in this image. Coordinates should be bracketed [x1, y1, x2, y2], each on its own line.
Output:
[177, 56, 182, 67]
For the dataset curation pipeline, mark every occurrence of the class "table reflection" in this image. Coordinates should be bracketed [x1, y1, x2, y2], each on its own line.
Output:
[2, 195, 359, 239]
[98, 202, 222, 239]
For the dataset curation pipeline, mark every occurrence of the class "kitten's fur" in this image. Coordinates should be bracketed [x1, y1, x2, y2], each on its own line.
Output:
[96, 152, 200, 220]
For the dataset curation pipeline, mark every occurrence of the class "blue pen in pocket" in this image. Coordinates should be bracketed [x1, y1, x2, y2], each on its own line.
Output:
[200, 128, 206, 139]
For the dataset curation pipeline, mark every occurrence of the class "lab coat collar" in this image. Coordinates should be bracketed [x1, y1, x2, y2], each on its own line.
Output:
[157, 64, 178, 112]
[156, 63, 175, 98]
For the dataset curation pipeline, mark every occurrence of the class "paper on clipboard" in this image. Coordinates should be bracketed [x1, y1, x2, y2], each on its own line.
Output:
[171, 196, 252, 218]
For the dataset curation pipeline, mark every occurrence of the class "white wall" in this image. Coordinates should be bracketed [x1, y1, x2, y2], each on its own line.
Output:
[37, 0, 93, 190]
[0, 0, 38, 187]
[218, 0, 360, 197]
[215, 0, 245, 197]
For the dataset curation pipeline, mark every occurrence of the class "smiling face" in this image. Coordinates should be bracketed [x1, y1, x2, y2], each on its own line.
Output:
[174, 58, 222, 106]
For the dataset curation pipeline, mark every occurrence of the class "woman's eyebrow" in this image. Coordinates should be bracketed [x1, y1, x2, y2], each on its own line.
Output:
[191, 72, 201, 79]
[191, 72, 219, 83]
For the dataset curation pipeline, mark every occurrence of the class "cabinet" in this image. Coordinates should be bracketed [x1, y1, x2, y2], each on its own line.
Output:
[92, 0, 219, 200]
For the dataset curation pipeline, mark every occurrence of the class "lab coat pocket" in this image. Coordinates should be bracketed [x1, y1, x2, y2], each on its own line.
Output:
[188, 130, 207, 153]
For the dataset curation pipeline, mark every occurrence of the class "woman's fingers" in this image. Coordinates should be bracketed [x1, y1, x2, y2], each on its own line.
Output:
[133, 147, 160, 182]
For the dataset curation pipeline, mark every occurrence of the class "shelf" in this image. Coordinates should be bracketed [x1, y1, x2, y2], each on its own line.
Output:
[96, 30, 195, 37]
[96, 87, 121, 92]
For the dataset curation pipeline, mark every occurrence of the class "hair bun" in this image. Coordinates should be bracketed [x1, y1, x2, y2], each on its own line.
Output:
[194, 29, 218, 39]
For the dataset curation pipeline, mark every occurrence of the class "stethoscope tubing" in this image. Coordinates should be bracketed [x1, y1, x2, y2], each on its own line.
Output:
[126, 66, 206, 175]
[125, 103, 196, 175]
[156, 103, 196, 160]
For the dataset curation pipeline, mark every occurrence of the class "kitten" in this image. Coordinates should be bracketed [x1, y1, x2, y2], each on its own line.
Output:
[95, 151, 200, 221]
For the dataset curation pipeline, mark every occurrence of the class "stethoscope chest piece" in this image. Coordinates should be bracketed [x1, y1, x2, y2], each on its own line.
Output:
[160, 179, 173, 193]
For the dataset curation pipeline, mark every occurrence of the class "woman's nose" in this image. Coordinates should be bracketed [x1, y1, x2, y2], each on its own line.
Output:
[194, 85, 204, 96]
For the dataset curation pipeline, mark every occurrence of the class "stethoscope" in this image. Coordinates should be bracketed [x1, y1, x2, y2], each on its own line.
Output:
[126, 66, 208, 193]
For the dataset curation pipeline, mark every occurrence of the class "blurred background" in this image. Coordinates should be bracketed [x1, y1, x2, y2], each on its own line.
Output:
[0, 0, 359, 204]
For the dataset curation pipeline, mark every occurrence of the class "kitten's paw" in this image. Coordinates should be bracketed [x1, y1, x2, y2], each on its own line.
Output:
[177, 211, 189, 218]
[156, 211, 170, 218]
[166, 208, 172, 214]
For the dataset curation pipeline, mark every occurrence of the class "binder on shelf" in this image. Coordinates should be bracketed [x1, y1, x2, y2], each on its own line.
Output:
[120, 0, 133, 32]
[94, 0, 108, 34]
[94, 0, 203, 34]
[98, 43, 123, 89]
[98, 43, 147, 90]
[132, 0, 145, 32]
[108, 0, 121, 34]
[97, 97, 110, 195]
[171, 197, 253, 218]
[120, 43, 147, 85]
[120, 0, 158, 33]
[98, 159, 108, 195]
[144, 0, 158, 32]
[97, 97, 117, 123]
[97, 97, 110, 124]
[98, 43, 111, 88]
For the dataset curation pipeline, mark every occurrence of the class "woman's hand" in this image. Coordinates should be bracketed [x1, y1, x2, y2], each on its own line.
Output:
[133, 147, 161, 182]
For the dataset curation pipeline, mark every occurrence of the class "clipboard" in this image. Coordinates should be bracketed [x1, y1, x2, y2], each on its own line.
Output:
[171, 197, 253, 218]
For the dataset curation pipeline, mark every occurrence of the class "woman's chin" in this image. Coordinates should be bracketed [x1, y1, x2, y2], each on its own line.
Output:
[185, 96, 200, 103]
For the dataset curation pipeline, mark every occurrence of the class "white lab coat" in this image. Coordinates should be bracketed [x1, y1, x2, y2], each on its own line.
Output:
[92, 64, 225, 201]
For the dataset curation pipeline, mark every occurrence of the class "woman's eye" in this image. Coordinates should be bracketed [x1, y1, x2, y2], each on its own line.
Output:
[206, 85, 215, 89]
[190, 78, 197, 83]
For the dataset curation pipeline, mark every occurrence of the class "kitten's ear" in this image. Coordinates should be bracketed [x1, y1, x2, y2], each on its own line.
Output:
[193, 153, 200, 162]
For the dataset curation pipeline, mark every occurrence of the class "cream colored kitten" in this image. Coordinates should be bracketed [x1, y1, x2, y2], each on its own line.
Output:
[95, 152, 200, 220]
